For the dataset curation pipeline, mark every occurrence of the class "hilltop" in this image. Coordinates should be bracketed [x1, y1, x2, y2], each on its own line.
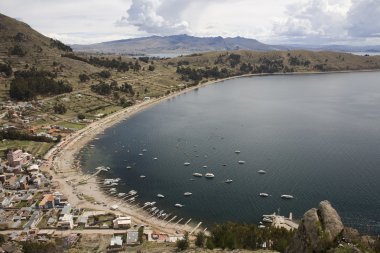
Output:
[71, 34, 380, 55]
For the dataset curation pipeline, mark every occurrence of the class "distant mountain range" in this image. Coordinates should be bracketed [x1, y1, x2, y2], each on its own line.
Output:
[71, 34, 380, 55]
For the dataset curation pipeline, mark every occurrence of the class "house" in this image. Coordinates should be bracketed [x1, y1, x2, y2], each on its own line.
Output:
[7, 149, 32, 167]
[60, 204, 72, 217]
[108, 236, 123, 251]
[18, 175, 29, 190]
[23, 211, 41, 229]
[27, 164, 39, 174]
[57, 214, 74, 229]
[38, 194, 55, 209]
[113, 216, 131, 229]
[126, 231, 139, 245]
[3, 176, 19, 190]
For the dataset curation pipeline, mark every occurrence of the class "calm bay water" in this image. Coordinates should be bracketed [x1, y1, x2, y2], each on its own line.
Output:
[80, 72, 380, 234]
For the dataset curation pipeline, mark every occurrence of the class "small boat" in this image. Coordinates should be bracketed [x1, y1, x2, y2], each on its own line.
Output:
[110, 183, 118, 186]
[142, 149, 147, 152]
[235, 150, 241, 154]
[117, 193, 126, 197]
[126, 166, 132, 169]
[224, 179, 233, 183]
[144, 202, 151, 206]
[175, 203, 184, 208]
[138, 153, 143, 156]
[140, 175, 146, 179]
[263, 217, 273, 223]
[184, 192, 192, 196]
[150, 201, 156, 206]
[193, 173, 203, 177]
[238, 161, 245, 164]
[281, 194, 294, 199]
[157, 194, 165, 198]
[153, 157, 158, 160]
[184, 162, 190, 166]
[258, 225, 266, 229]
[151, 207, 157, 212]
[259, 193, 269, 197]
[202, 165, 208, 168]
[258, 170, 267, 174]
[205, 173, 215, 178]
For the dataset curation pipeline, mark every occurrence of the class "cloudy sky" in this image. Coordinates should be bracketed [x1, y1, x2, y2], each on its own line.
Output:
[1, 0, 379, 45]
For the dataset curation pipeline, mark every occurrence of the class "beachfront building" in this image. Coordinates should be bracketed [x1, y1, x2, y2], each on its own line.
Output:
[126, 231, 139, 245]
[7, 149, 32, 167]
[113, 216, 131, 229]
[38, 194, 55, 209]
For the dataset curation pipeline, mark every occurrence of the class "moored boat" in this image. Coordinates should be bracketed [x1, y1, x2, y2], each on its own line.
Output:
[259, 193, 269, 197]
[175, 203, 184, 208]
[258, 170, 267, 174]
[157, 194, 165, 198]
[205, 173, 215, 178]
[193, 173, 203, 177]
[224, 179, 233, 183]
[281, 194, 294, 199]
[184, 192, 192, 196]
[184, 162, 190, 166]
[238, 160, 245, 164]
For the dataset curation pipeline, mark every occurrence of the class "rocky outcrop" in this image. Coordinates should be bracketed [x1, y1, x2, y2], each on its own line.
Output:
[287, 200, 344, 253]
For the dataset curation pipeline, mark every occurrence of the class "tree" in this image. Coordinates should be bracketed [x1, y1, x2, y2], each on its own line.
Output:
[176, 233, 189, 251]
[53, 103, 67, 114]
[195, 231, 206, 247]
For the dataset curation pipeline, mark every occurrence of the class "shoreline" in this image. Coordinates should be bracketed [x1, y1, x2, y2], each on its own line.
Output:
[42, 68, 380, 234]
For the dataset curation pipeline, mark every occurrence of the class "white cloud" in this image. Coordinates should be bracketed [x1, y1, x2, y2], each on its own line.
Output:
[272, 0, 351, 44]
[116, 0, 190, 35]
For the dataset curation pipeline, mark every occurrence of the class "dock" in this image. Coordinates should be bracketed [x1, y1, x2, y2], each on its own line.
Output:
[190, 222, 202, 235]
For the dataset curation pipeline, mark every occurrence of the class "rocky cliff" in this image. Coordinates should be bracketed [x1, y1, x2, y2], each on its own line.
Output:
[287, 200, 375, 253]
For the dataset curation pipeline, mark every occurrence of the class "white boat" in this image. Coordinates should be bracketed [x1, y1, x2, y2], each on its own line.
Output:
[150, 201, 156, 206]
[238, 161, 245, 164]
[235, 150, 241, 154]
[259, 193, 269, 197]
[224, 179, 233, 183]
[142, 149, 147, 152]
[138, 153, 143, 156]
[126, 166, 132, 169]
[184, 192, 192, 196]
[110, 183, 118, 186]
[153, 157, 158, 160]
[157, 194, 165, 198]
[175, 203, 184, 208]
[193, 173, 203, 177]
[205, 173, 215, 178]
[128, 190, 137, 195]
[117, 193, 126, 197]
[281, 194, 294, 199]
[151, 207, 157, 212]
[140, 175, 146, 178]
[202, 165, 208, 168]
[144, 202, 151, 206]
[258, 170, 267, 174]
[184, 162, 190, 166]
[258, 225, 266, 228]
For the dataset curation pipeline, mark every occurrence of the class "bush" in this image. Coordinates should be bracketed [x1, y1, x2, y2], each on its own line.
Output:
[176, 233, 189, 251]
[53, 103, 67, 114]
[10, 44, 26, 56]
[148, 65, 155, 71]
[195, 231, 206, 247]
[79, 73, 90, 82]
[0, 63, 12, 77]
[77, 113, 85, 120]
[97, 70, 111, 78]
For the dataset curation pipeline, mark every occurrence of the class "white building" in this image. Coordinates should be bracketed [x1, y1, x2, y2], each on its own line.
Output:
[113, 216, 131, 229]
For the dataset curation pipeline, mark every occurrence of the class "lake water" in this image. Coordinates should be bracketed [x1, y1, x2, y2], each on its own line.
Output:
[80, 72, 380, 235]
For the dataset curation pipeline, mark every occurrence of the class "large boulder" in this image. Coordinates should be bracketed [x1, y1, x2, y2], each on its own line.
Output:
[287, 200, 344, 253]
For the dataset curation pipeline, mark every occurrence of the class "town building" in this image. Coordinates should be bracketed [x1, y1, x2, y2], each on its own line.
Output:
[38, 194, 55, 209]
[7, 149, 32, 167]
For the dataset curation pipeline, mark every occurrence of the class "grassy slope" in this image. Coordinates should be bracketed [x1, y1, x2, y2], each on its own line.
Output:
[1, 12, 380, 157]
